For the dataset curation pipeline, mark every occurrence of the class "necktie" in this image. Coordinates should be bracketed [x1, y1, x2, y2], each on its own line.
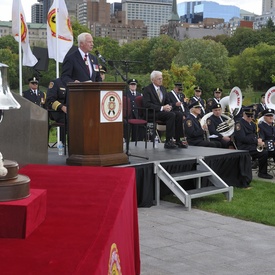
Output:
[157, 88, 162, 102]
[84, 54, 90, 75]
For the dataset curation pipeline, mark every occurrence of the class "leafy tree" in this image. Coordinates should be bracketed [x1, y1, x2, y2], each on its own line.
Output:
[265, 18, 275, 33]
[222, 28, 261, 57]
[174, 39, 230, 97]
[229, 43, 275, 90]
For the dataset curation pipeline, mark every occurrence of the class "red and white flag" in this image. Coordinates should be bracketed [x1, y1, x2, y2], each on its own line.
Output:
[12, 0, 38, 67]
[47, 0, 73, 63]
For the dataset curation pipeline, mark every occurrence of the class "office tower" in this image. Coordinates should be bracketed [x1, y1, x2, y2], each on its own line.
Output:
[122, 0, 173, 38]
[262, 0, 273, 14]
[31, 2, 44, 23]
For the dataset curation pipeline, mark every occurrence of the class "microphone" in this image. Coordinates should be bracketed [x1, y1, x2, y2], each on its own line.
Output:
[95, 50, 106, 64]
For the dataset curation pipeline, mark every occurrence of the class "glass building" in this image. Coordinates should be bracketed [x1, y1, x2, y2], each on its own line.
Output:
[178, 1, 240, 23]
[122, 0, 173, 37]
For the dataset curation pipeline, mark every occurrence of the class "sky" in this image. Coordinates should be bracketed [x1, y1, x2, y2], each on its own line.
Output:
[0, 0, 262, 22]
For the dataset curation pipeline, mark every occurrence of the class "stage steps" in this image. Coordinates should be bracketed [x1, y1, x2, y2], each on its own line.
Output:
[155, 157, 233, 211]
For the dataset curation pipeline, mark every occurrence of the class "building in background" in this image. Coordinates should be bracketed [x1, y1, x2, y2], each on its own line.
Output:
[262, 0, 273, 14]
[178, 1, 240, 24]
[122, 0, 173, 38]
[31, 1, 44, 24]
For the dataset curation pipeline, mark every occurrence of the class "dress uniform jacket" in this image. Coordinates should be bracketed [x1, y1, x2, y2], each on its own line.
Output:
[23, 89, 46, 108]
[183, 114, 205, 145]
[207, 115, 226, 139]
[258, 121, 275, 152]
[234, 118, 258, 151]
[188, 96, 206, 117]
[167, 90, 189, 116]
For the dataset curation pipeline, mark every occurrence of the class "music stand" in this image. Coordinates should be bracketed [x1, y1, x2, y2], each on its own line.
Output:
[107, 60, 148, 161]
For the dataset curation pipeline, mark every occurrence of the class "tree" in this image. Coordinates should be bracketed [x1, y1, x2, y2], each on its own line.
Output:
[229, 43, 275, 90]
[265, 18, 275, 33]
[173, 39, 230, 97]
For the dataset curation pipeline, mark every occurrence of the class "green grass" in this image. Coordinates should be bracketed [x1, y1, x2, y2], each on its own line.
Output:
[163, 179, 275, 226]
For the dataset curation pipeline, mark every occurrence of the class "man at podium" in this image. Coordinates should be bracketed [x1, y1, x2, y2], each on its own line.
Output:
[62, 32, 102, 83]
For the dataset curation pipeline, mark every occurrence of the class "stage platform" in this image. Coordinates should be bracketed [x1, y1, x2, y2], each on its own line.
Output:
[48, 141, 252, 207]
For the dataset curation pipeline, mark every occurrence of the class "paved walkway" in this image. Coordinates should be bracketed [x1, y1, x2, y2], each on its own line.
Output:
[139, 201, 275, 275]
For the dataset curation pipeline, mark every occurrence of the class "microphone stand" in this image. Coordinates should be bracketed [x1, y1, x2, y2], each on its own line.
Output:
[108, 60, 148, 161]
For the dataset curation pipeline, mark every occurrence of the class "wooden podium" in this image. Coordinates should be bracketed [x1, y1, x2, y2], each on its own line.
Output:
[66, 82, 129, 166]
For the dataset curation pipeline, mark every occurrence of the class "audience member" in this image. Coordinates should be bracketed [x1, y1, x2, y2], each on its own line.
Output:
[184, 101, 221, 147]
[234, 107, 273, 179]
[61, 32, 102, 83]
[23, 77, 46, 108]
[143, 71, 185, 149]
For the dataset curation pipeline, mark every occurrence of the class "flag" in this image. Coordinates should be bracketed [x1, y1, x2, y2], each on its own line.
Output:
[12, 0, 38, 67]
[47, 0, 73, 63]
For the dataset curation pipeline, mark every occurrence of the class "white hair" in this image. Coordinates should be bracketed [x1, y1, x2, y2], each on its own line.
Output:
[150, 70, 162, 81]
[77, 32, 91, 47]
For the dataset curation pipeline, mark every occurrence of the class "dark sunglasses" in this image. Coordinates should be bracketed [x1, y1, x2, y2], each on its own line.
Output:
[246, 114, 253, 117]
[31, 82, 38, 85]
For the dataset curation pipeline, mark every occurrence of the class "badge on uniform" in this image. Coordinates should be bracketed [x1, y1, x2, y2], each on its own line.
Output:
[187, 120, 192, 127]
[235, 123, 241, 131]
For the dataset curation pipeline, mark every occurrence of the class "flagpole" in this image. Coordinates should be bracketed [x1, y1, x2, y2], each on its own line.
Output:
[56, 1, 60, 143]
[18, 0, 22, 96]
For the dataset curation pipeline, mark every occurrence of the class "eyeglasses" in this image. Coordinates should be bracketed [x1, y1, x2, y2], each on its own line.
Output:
[215, 91, 221, 93]
[246, 114, 253, 117]
[130, 83, 137, 85]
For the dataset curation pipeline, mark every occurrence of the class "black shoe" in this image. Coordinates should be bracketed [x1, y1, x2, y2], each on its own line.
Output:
[175, 141, 188, 149]
[164, 141, 178, 149]
[258, 173, 273, 179]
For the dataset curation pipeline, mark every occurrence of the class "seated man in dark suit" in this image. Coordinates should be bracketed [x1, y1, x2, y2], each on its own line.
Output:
[143, 71, 185, 149]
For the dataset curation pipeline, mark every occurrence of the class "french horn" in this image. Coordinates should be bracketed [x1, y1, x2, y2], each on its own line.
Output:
[200, 86, 242, 137]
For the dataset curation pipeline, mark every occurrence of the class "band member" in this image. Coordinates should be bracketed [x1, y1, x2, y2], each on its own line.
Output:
[206, 103, 233, 148]
[188, 86, 206, 118]
[167, 82, 189, 118]
[206, 88, 223, 113]
[256, 93, 267, 118]
[258, 108, 275, 161]
[234, 107, 273, 179]
[183, 101, 221, 147]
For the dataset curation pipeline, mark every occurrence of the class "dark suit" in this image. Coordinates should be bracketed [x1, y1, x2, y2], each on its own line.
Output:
[258, 120, 275, 160]
[143, 83, 183, 142]
[23, 89, 45, 108]
[61, 49, 102, 84]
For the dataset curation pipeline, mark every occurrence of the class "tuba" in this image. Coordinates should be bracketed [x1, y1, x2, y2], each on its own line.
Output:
[200, 87, 242, 137]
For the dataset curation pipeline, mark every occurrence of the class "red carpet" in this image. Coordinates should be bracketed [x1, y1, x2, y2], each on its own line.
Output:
[0, 164, 140, 275]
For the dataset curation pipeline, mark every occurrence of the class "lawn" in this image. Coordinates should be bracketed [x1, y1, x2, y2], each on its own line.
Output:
[163, 179, 275, 226]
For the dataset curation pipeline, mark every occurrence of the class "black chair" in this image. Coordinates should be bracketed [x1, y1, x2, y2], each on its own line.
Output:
[48, 110, 67, 155]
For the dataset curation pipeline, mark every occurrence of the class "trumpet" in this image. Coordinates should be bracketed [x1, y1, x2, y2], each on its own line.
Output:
[257, 145, 265, 152]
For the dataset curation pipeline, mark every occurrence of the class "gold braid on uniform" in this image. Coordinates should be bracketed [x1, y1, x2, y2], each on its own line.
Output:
[52, 101, 62, 111]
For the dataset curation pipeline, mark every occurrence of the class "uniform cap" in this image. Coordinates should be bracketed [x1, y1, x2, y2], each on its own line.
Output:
[28, 77, 39, 83]
[127, 78, 138, 85]
[189, 101, 201, 109]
